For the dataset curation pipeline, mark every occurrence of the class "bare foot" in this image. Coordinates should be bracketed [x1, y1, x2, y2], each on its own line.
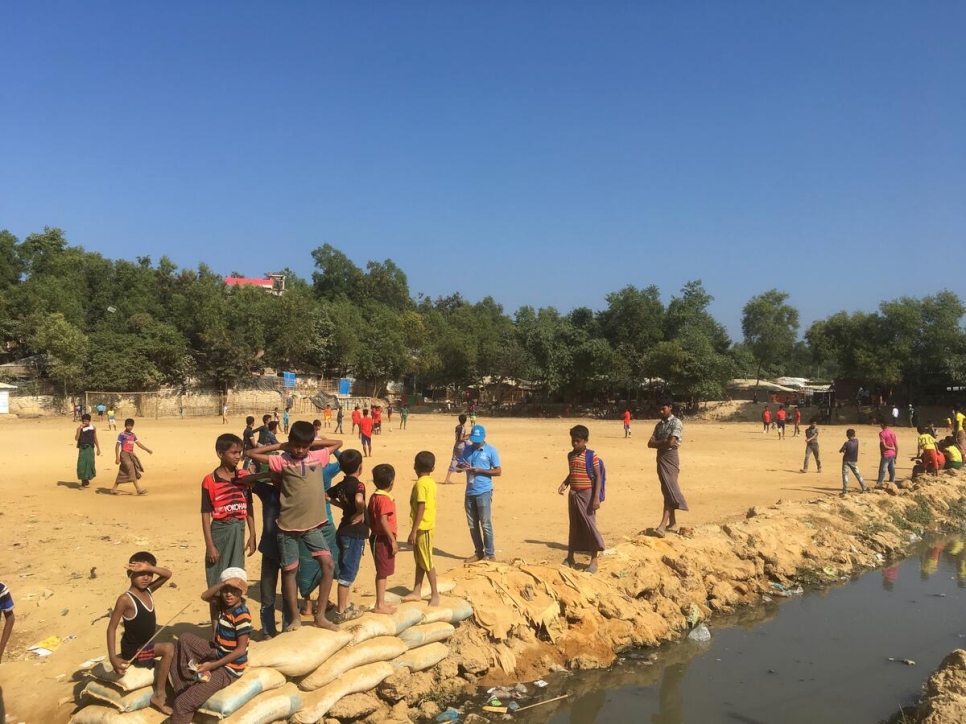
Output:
[283, 620, 302, 633]
[313, 615, 338, 631]
[150, 695, 172, 715]
[371, 604, 397, 615]
[428, 595, 440, 607]
[401, 592, 422, 602]
[300, 601, 312, 616]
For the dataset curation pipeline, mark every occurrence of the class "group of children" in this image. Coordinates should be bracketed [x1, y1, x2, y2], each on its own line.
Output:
[74, 414, 153, 494]
[761, 404, 801, 438]
[795, 414, 966, 497]
[97, 415, 443, 719]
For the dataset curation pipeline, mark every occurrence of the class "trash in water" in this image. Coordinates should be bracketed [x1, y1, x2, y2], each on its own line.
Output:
[508, 700, 520, 711]
[888, 657, 916, 666]
[822, 566, 836, 576]
[533, 679, 549, 688]
[686, 603, 701, 627]
[776, 585, 804, 598]
[435, 708, 460, 722]
[514, 683, 528, 694]
[688, 623, 712, 642]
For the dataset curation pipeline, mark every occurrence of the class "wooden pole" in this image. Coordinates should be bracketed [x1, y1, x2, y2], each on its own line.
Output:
[514, 694, 570, 712]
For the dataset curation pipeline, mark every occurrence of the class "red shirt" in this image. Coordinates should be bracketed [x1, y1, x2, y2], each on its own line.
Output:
[794, 409, 802, 422]
[776, 409, 787, 421]
[372, 408, 381, 423]
[359, 417, 374, 436]
[201, 468, 252, 521]
[762, 410, 771, 423]
[367, 490, 396, 537]
[352, 409, 362, 424]
[623, 411, 631, 425]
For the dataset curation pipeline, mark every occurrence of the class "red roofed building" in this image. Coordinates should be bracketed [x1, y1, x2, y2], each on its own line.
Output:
[225, 275, 285, 294]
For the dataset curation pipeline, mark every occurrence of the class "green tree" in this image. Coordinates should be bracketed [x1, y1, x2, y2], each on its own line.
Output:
[311, 244, 365, 302]
[741, 289, 800, 390]
[29, 312, 89, 393]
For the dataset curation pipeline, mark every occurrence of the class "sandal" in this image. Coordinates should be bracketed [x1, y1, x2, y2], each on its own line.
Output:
[137, 489, 149, 496]
[562, 557, 576, 569]
[650, 528, 666, 539]
[334, 605, 363, 624]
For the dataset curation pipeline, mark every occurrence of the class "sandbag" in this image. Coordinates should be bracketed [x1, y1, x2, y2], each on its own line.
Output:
[70, 705, 167, 724]
[82, 681, 152, 713]
[416, 598, 474, 625]
[398, 622, 455, 650]
[221, 682, 301, 724]
[346, 606, 424, 645]
[385, 579, 456, 603]
[390, 642, 450, 672]
[299, 636, 408, 691]
[247, 627, 351, 677]
[292, 662, 394, 724]
[88, 662, 155, 692]
[198, 667, 287, 718]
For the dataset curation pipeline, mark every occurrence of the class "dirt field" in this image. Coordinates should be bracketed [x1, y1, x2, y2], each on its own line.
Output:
[0, 411, 919, 722]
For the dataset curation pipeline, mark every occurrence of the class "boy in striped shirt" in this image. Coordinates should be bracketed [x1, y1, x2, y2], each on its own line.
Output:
[169, 569, 251, 724]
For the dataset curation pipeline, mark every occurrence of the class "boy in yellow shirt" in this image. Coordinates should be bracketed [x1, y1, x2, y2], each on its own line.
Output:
[403, 451, 440, 606]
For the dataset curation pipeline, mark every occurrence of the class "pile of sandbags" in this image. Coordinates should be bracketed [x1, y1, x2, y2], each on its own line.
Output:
[70, 593, 472, 724]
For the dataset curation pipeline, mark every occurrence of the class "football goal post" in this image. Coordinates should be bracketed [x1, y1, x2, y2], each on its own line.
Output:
[84, 391, 161, 420]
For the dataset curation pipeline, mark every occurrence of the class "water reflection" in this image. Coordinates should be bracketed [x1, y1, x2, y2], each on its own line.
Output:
[519, 534, 966, 724]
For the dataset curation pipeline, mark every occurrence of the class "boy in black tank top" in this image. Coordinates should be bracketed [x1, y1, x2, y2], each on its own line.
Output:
[107, 551, 175, 715]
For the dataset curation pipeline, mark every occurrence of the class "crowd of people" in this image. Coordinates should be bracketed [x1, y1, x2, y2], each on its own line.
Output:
[0, 397, 693, 719]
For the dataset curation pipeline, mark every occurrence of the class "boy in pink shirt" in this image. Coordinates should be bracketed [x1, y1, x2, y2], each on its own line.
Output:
[247, 422, 342, 630]
[876, 421, 899, 487]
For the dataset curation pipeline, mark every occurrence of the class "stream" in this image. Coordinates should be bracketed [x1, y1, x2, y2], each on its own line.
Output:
[506, 534, 966, 723]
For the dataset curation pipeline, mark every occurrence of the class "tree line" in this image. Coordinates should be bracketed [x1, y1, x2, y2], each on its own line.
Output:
[1, 227, 964, 403]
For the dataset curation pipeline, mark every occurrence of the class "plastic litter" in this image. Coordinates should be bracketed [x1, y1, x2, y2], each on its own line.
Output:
[435, 707, 460, 722]
[688, 624, 711, 643]
[533, 679, 549, 688]
[508, 701, 520, 711]
[888, 657, 916, 666]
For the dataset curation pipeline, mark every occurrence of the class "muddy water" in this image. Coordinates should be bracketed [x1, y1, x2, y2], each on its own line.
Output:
[513, 536, 966, 724]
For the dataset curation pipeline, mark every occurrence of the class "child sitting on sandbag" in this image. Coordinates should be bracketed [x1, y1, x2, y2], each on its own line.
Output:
[168, 569, 251, 724]
[106, 551, 175, 714]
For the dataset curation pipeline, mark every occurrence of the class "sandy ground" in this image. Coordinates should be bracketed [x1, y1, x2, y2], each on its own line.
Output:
[0, 411, 920, 722]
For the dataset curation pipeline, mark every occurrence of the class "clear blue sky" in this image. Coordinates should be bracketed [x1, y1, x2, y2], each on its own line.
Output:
[2, 2, 963, 338]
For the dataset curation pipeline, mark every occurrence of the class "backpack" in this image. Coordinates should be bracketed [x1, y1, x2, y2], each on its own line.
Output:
[584, 448, 606, 502]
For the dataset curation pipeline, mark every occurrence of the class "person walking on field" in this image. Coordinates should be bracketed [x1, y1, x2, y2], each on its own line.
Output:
[75, 413, 101, 489]
[892, 405, 900, 428]
[800, 419, 822, 473]
[622, 409, 632, 438]
[647, 398, 688, 538]
[876, 420, 898, 487]
[793, 406, 802, 437]
[775, 405, 787, 440]
[761, 406, 771, 433]
[113, 419, 153, 495]
[839, 428, 867, 495]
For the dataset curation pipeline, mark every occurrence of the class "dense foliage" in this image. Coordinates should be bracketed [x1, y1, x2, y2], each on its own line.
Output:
[2, 227, 964, 402]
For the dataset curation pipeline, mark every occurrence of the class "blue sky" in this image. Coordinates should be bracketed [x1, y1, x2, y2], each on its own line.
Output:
[2, 2, 963, 338]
